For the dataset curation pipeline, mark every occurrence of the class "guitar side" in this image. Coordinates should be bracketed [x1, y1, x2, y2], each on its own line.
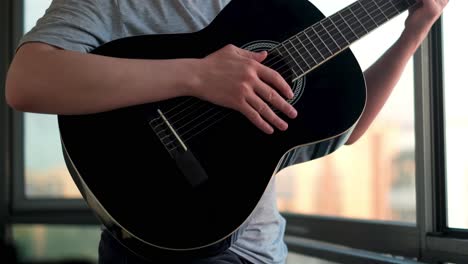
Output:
[58, 0, 366, 261]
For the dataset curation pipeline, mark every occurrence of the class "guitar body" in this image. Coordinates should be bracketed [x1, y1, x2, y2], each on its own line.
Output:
[58, 0, 366, 261]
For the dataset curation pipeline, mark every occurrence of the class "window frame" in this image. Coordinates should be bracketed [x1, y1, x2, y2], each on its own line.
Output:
[283, 16, 468, 264]
[417, 15, 468, 264]
[0, 0, 98, 226]
[1, 0, 467, 263]
[0, 0, 13, 242]
[11, 111, 96, 224]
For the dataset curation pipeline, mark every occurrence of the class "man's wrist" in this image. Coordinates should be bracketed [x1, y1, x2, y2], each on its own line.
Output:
[398, 27, 429, 56]
[174, 58, 204, 98]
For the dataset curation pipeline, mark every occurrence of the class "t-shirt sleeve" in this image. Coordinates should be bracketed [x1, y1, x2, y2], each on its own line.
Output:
[18, 0, 112, 53]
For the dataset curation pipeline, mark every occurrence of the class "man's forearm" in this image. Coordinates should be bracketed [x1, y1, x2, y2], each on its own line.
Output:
[6, 43, 199, 114]
[345, 30, 422, 145]
[345, 0, 448, 145]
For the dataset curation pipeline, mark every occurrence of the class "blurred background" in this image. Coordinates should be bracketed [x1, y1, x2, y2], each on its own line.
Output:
[1, 0, 467, 263]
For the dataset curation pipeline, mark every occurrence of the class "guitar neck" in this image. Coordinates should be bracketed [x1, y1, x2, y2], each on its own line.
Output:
[274, 0, 418, 80]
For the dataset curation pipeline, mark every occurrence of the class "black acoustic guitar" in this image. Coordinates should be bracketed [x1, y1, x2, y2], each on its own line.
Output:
[58, 0, 416, 261]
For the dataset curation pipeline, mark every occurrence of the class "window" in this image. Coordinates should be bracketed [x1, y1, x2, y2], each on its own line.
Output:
[3, 0, 468, 263]
[9, 0, 100, 261]
[22, 0, 81, 199]
[12, 224, 100, 263]
[442, 0, 468, 229]
[276, 0, 416, 223]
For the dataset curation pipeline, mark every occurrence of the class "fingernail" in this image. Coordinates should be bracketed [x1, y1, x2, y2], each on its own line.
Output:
[290, 108, 298, 118]
[267, 126, 274, 134]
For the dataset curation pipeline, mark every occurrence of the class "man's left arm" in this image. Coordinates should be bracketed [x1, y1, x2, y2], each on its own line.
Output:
[346, 0, 449, 145]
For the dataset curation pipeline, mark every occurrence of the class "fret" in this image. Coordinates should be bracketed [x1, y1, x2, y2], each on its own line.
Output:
[393, 0, 414, 12]
[273, 0, 419, 81]
[290, 37, 315, 70]
[317, 21, 341, 52]
[283, 41, 306, 74]
[387, 0, 402, 15]
[344, 6, 368, 36]
[368, 0, 414, 26]
[275, 44, 301, 77]
[295, 35, 319, 65]
[322, 18, 349, 49]
[286, 39, 310, 73]
[368, 0, 390, 24]
[401, 0, 413, 8]
[380, 0, 401, 18]
[357, 2, 379, 30]
[303, 30, 326, 60]
[349, 3, 373, 31]
[357, 1, 378, 27]
[297, 33, 322, 63]
[353, 4, 376, 31]
[310, 25, 333, 56]
[366, 0, 388, 25]
[371, 0, 389, 20]
[336, 11, 359, 42]
[329, 15, 351, 45]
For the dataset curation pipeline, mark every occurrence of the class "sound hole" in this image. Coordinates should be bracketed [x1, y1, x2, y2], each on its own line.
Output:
[241, 40, 306, 109]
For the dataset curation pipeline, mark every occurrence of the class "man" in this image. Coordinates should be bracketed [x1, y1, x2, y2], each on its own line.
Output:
[5, 0, 448, 263]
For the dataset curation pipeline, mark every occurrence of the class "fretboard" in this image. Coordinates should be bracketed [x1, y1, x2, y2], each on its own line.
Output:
[271, 0, 418, 80]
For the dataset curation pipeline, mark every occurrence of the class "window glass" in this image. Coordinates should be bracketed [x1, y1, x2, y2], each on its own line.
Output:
[276, 0, 416, 222]
[442, 1, 468, 229]
[12, 225, 100, 262]
[23, 0, 81, 198]
[24, 113, 81, 198]
[22, 0, 417, 220]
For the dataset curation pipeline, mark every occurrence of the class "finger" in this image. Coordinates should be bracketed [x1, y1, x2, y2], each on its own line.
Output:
[235, 47, 268, 62]
[254, 80, 297, 119]
[246, 95, 288, 132]
[257, 63, 294, 99]
[239, 101, 274, 134]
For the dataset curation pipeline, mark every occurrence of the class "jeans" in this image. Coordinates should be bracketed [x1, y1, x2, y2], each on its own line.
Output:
[98, 230, 252, 264]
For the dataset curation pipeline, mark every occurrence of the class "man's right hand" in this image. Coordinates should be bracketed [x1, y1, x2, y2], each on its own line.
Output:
[193, 44, 298, 134]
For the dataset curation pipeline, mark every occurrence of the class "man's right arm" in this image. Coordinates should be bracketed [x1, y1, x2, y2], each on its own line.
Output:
[6, 43, 297, 134]
[6, 42, 200, 115]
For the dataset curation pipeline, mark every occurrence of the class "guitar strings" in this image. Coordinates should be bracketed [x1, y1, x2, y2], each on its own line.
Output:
[261, 0, 407, 78]
[165, 0, 400, 116]
[159, 0, 403, 132]
[159, 0, 401, 124]
[159, 0, 406, 147]
[165, 0, 411, 151]
[155, 0, 410, 148]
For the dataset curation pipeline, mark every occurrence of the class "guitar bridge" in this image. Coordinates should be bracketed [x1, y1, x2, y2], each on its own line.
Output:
[155, 109, 187, 153]
[149, 109, 208, 187]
